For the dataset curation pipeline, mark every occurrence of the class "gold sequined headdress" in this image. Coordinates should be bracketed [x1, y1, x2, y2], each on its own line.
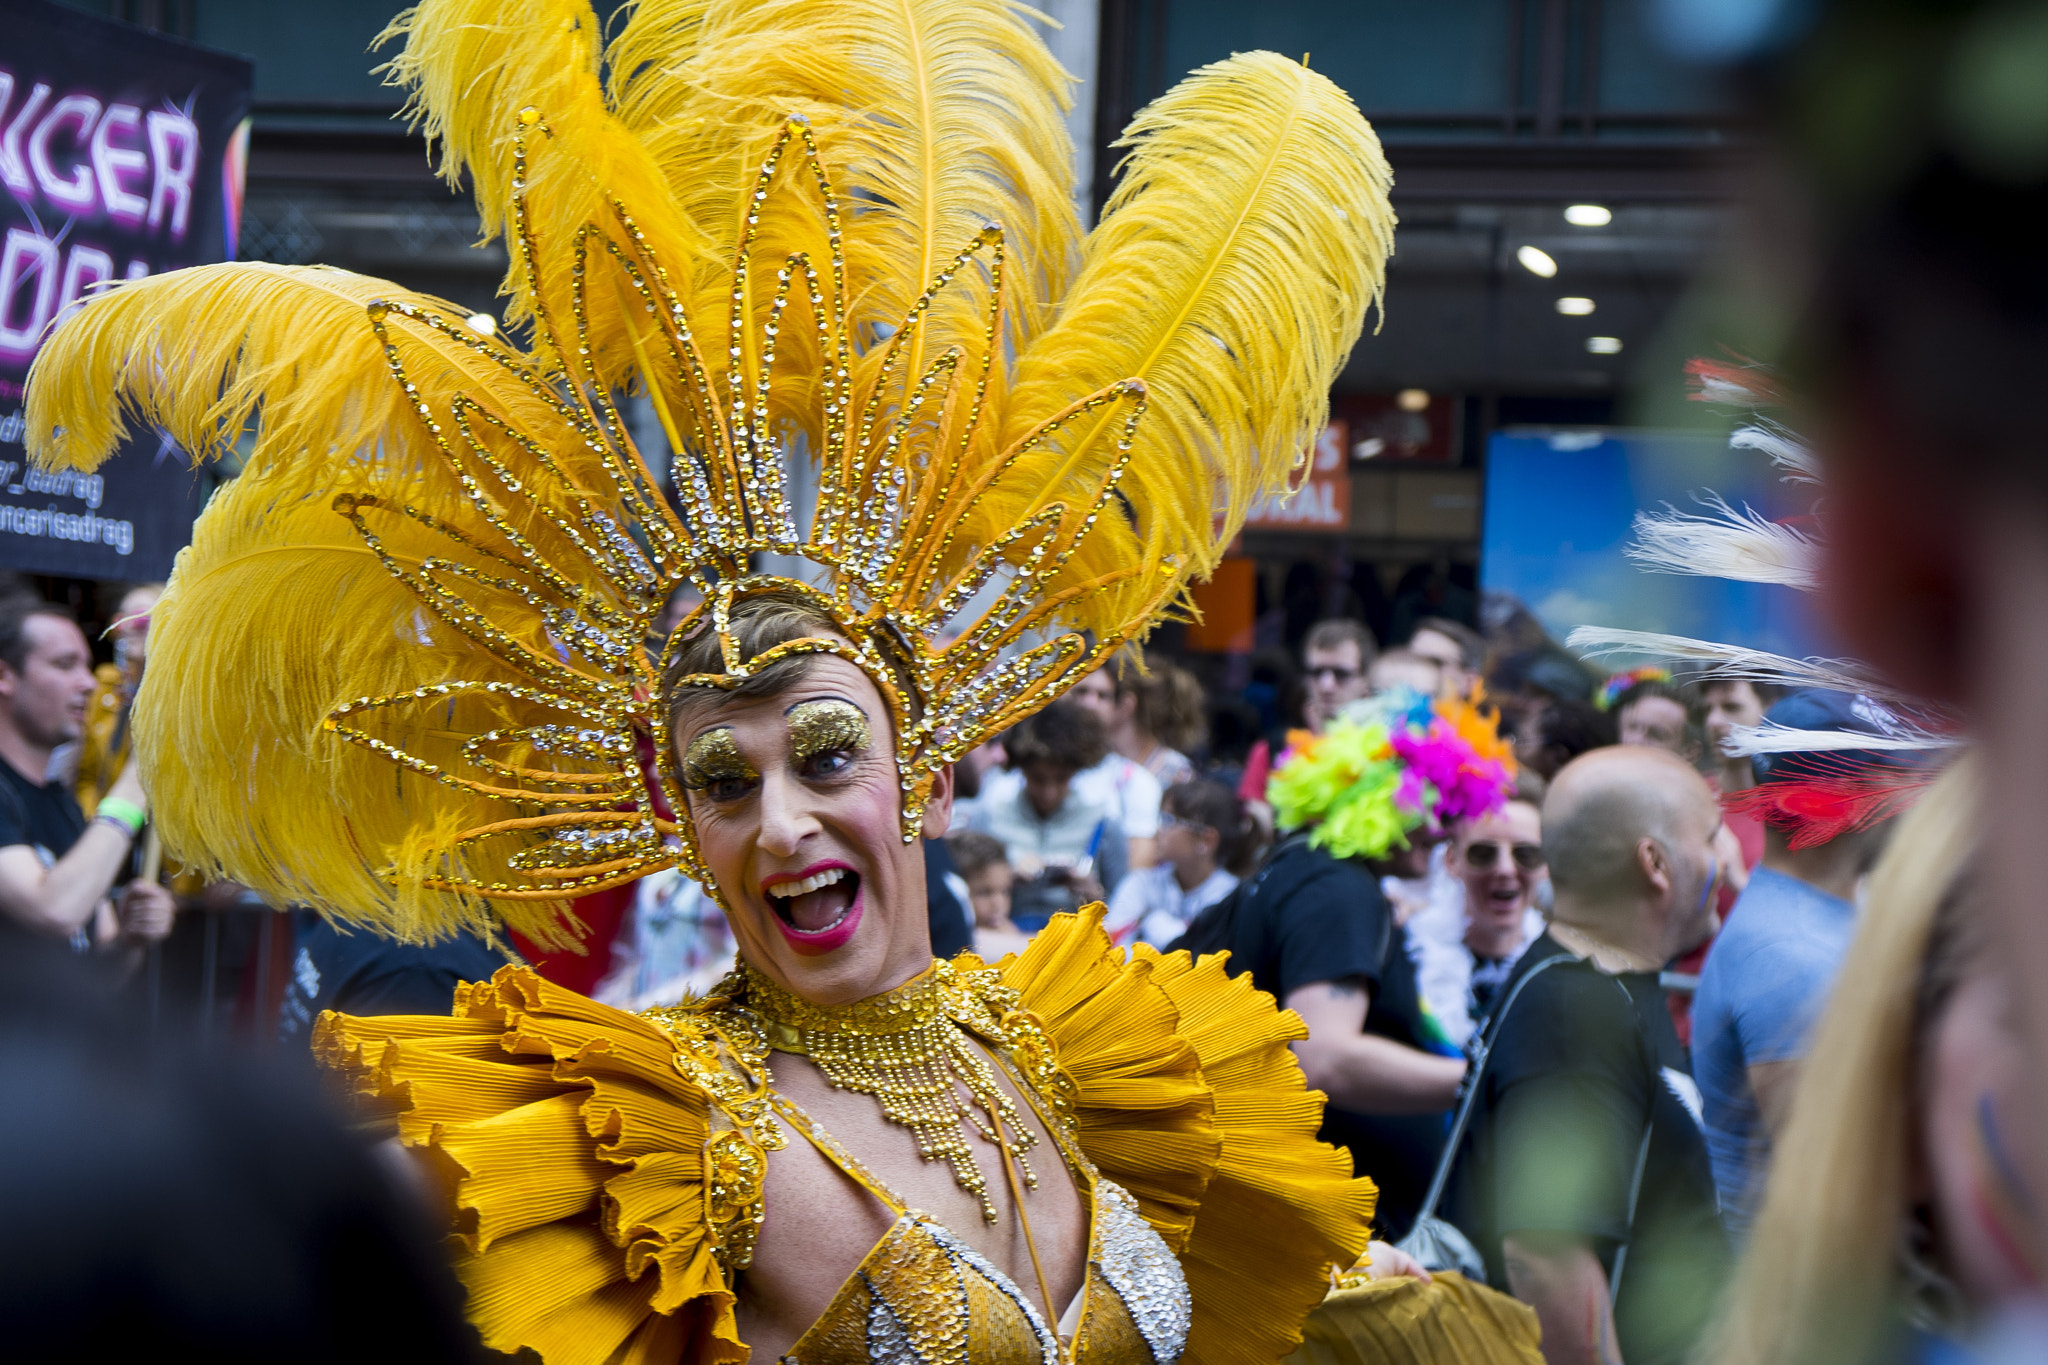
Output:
[25, 0, 1393, 942]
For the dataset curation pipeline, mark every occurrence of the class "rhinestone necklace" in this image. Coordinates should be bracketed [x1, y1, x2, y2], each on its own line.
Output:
[736, 960, 1039, 1223]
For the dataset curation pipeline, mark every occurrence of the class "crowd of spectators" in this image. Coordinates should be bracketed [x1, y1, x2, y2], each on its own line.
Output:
[919, 600, 1945, 1365]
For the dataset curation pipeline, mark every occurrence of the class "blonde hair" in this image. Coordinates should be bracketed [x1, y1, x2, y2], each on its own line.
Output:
[1708, 754, 1978, 1365]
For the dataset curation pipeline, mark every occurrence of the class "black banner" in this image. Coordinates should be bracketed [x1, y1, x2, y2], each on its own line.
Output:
[0, 0, 250, 580]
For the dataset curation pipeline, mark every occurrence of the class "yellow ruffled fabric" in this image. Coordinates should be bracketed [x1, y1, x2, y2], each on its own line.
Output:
[1283, 1274, 1544, 1365]
[313, 969, 743, 1365]
[990, 910, 1378, 1364]
[314, 909, 1372, 1364]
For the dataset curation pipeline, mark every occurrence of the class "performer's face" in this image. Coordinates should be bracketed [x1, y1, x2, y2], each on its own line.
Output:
[675, 653, 951, 1004]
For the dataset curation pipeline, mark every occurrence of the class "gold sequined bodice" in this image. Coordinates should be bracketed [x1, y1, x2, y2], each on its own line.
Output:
[777, 1107, 1189, 1365]
[316, 917, 1382, 1364]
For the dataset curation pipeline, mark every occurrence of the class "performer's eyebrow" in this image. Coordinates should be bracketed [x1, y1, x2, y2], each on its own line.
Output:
[681, 726, 757, 789]
[786, 698, 871, 761]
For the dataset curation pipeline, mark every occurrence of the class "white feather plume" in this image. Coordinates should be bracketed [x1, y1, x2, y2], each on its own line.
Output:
[1579, 362, 1958, 767]
[1627, 494, 1819, 590]
[1693, 372, 1764, 406]
[1718, 718, 1962, 758]
[1730, 423, 1822, 486]
[1565, 626, 1914, 705]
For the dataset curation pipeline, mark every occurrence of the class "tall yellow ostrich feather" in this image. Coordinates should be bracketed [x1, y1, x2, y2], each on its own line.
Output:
[991, 52, 1394, 642]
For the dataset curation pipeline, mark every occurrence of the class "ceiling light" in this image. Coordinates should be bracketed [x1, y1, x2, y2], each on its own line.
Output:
[465, 312, 497, 336]
[1555, 296, 1596, 316]
[1586, 336, 1623, 354]
[1564, 204, 1612, 227]
[1396, 387, 1430, 412]
[1516, 245, 1558, 278]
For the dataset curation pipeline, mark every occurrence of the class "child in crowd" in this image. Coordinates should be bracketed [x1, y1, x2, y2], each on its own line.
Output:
[1102, 780, 1257, 949]
[945, 830, 1032, 961]
[966, 702, 1125, 930]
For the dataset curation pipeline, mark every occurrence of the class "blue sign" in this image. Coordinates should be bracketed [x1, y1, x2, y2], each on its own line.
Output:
[1481, 429, 1828, 662]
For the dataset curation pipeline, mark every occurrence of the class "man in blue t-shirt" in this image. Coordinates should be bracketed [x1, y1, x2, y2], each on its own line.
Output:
[1691, 689, 1919, 1237]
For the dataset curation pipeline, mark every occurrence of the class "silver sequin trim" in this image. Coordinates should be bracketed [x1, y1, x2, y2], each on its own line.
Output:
[920, 1219, 1062, 1365]
[1092, 1179, 1191, 1363]
[865, 1282, 923, 1364]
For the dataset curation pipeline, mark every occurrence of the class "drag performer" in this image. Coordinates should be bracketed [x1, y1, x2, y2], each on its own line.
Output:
[23, 1, 1548, 1359]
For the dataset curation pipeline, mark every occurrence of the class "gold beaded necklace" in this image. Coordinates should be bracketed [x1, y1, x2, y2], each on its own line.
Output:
[735, 959, 1040, 1223]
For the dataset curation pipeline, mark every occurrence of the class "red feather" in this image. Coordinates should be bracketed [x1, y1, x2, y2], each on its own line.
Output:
[1686, 355, 1785, 409]
[1723, 756, 1937, 849]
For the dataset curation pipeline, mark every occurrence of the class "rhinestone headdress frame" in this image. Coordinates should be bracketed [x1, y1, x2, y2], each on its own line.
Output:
[322, 108, 1166, 907]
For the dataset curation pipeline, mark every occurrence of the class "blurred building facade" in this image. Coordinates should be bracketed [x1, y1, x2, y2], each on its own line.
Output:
[1099, 1, 1746, 655]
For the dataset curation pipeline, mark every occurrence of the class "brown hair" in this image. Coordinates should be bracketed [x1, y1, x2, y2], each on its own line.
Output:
[1163, 778, 1263, 876]
[660, 590, 919, 733]
[946, 829, 1010, 879]
[1695, 677, 1787, 713]
[1303, 617, 1377, 668]
[1133, 663, 1207, 756]
[1000, 701, 1107, 772]
[1412, 616, 1484, 669]
[0, 598, 73, 676]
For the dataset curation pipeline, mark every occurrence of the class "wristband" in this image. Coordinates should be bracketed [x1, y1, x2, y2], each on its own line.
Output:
[92, 815, 138, 842]
[94, 796, 146, 837]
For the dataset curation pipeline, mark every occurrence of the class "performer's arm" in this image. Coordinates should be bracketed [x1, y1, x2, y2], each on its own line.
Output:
[1502, 1231, 1623, 1365]
[1285, 979, 1466, 1114]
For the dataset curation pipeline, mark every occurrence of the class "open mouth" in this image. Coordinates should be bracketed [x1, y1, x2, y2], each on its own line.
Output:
[763, 863, 863, 951]
[1478, 889, 1524, 920]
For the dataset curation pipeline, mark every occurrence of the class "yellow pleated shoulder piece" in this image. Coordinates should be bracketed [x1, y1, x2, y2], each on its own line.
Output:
[1282, 1273, 1544, 1365]
[986, 909, 1379, 1364]
[313, 968, 745, 1365]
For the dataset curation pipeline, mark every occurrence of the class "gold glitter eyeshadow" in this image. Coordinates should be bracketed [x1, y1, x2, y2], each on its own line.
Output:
[681, 727, 758, 791]
[788, 698, 871, 767]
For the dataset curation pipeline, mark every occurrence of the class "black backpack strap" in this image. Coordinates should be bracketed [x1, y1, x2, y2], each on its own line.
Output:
[1169, 831, 1308, 959]
[1410, 948, 1577, 1225]
[1416, 948, 1658, 1298]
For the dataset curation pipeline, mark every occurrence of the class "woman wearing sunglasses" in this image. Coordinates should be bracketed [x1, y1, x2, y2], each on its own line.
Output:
[1454, 802, 1549, 1024]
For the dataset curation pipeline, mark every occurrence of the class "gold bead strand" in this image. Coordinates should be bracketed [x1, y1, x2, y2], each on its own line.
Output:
[739, 961, 1047, 1224]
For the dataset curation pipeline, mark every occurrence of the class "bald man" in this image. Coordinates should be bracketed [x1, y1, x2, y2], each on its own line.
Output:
[1442, 748, 1731, 1365]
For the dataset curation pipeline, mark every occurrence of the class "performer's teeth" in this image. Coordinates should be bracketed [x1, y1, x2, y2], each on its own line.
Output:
[768, 867, 847, 900]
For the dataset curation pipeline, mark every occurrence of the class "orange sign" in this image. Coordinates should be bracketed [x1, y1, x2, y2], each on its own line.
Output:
[1185, 556, 1255, 653]
[1244, 421, 1351, 531]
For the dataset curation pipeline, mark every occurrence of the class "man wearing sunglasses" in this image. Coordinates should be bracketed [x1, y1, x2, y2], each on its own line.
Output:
[1237, 619, 1378, 820]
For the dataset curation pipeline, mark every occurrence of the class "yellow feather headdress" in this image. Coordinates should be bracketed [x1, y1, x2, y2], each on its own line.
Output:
[24, 0, 1393, 942]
